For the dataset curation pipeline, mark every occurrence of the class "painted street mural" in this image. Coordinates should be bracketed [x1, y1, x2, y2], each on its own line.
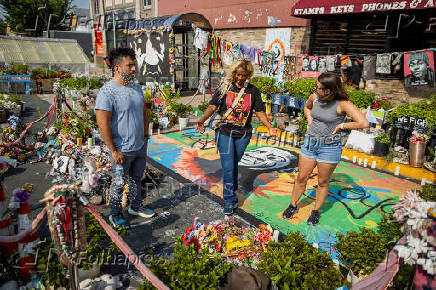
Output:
[147, 129, 419, 259]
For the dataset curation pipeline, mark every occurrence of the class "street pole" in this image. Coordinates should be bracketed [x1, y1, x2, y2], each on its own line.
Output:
[45, 0, 50, 38]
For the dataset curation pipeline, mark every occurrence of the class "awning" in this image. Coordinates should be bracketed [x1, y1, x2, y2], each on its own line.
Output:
[128, 13, 212, 31]
[291, 0, 436, 17]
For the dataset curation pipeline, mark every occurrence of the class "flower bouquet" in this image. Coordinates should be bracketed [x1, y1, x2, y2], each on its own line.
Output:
[181, 217, 277, 266]
[410, 130, 429, 145]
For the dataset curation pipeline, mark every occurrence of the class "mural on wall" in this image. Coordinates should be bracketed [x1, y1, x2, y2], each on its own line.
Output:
[404, 50, 435, 87]
[147, 129, 419, 259]
[128, 31, 170, 83]
[264, 28, 291, 82]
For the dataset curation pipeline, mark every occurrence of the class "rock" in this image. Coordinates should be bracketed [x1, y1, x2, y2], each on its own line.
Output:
[79, 278, 94, 290]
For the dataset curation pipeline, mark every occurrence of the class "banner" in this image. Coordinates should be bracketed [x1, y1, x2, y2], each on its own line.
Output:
[128, 31, 171, 84]
[404, 50, 435, 87]
[94, 25, 104, 56]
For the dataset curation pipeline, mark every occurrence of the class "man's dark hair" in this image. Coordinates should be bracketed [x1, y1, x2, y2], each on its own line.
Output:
[108, 47, 136, 69]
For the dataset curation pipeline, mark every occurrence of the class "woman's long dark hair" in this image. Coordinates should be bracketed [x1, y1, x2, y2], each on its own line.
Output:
[317, 72, 349, 102]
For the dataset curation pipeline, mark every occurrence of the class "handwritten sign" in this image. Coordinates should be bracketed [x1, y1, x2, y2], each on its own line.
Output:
[394, 117, 429, 133]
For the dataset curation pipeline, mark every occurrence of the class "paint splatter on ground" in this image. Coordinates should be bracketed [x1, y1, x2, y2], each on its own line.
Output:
[148, 128, 420, 259]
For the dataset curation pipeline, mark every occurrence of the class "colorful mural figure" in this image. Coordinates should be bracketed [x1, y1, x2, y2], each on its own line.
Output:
[148, 129, 419, 259]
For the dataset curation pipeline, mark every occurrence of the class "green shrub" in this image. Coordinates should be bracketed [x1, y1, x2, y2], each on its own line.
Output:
[392, 264, 414, 289]
[8, 94, 22, 104]
[377, 212, 403, 252]
[419, 184, 436, 201]
[297, 114, 308, 136]
[287, 78, 317, 99]
[79, 213, 127, 270]
[375, 132, 390, 144]
[197, 101, 209, 112]
[386, 96, 436, 131]
[257, 231, 342, 290]
[251, 77, 278, 93]
[138, 237, 233, 290]
[36, 239, 68, 287]
[59, 77, 103, 90]
[347, 88, 376, 109]
[335, 228, 387, 277]
[169, 103, 193, 118]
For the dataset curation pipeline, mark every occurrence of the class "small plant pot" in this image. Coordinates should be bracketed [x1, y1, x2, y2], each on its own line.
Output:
[373, 141, 389, 157]
[179, 117, 189, 129]
[409, 141, 426, 168]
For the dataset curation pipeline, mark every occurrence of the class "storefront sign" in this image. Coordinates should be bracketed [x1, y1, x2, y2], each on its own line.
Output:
[394, 116, 429, 133]
[292, 0, 435, 16]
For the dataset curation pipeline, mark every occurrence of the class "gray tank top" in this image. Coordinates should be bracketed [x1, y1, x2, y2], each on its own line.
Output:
[307, 98, 345, 137]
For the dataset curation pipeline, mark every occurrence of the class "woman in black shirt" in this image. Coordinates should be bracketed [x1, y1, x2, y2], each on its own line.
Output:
[196, 60, 277, 215]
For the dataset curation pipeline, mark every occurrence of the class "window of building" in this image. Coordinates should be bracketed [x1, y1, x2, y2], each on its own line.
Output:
[144, 0, 151, 8]
[94, 0, 99, 15]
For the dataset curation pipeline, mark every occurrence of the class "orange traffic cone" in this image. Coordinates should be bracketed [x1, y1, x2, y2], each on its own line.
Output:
[0, 182, 17, 259]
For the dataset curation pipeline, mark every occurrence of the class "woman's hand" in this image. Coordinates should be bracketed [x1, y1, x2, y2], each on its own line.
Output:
[196, 120, 205, 133]
[269, 127, 278, 137]
[332, 123, 344, 134]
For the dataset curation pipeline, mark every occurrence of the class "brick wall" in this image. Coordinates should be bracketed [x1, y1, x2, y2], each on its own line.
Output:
[365, 79, 436, 105]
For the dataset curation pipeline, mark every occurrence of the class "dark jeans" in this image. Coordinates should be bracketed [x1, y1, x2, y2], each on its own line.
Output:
[109, 145, 147, 215]
[215, 132, 251, 206]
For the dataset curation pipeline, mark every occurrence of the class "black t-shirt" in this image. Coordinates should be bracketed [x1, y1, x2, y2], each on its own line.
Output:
[209, 82, 265, 137]
[347, 64, 363, 85]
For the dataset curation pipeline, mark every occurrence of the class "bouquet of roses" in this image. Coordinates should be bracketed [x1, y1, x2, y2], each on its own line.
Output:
[410, 130, 429, 144]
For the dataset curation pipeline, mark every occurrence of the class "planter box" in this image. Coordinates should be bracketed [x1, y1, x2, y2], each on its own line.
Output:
[373, 141, 389, 157]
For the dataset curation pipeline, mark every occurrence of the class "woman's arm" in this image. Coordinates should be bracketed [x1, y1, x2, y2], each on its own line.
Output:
[304, 94, 316, 125]
[195, 104, 217, 133]
[332, 100, 369, 134]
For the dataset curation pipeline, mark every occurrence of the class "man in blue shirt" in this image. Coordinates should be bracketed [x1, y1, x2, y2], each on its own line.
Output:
[95, 47, 154, 227]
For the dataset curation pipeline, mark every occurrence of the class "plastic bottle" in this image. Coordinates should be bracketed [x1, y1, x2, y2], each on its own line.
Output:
[112, 164, 124, 187]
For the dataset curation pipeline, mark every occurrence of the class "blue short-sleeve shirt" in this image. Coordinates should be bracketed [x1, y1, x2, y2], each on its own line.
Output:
[95, 80, 145, 152]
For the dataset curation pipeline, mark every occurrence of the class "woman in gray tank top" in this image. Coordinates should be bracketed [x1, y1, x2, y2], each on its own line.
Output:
[282, 72, 369, 225]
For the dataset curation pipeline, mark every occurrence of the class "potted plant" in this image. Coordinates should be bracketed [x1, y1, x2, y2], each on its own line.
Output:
[170, 103, 192, 129]
[374, 132, 390, 157]
[409, 130, 429, 168]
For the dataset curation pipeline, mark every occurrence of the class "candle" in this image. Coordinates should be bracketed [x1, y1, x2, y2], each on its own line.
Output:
[358, 158, 362, 165]
[421, 178, 427, 186]
[363, 159, 368, 167]
[77, 138, 82, 146]
[353, 156, 357, 163]
[371, 161, 376, 169]
[87, 137, 93, 149]
[395, 166, 400, 176]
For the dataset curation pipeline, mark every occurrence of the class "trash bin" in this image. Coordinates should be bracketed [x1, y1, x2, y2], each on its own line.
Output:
[409, 141, 426, 167]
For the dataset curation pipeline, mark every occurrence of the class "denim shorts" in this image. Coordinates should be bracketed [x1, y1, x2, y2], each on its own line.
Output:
[300, 135, 343, 164]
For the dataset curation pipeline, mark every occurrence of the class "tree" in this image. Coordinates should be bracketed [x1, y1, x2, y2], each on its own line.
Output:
[0, 0, 74, 36]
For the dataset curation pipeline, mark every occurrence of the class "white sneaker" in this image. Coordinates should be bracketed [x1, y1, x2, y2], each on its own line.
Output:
[128, 206, 155, 218]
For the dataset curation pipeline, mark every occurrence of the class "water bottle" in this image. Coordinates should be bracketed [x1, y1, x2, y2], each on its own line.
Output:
[113, 164, 124, 187]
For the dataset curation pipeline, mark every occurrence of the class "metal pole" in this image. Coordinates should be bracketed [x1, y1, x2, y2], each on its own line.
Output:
[113, 11, 116, 49]
[45, 0, 50, 38]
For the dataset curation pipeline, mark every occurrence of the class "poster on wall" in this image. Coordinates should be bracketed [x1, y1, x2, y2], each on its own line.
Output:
[94, 24, 104, 56]
[301, 55, 321, 78]
[128, 31, 170, 84]
[264, 28, 291, 82]
[404, 50, 435, 87]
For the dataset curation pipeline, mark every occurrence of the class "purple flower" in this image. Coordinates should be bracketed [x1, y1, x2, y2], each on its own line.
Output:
[14, 190, 30, 203]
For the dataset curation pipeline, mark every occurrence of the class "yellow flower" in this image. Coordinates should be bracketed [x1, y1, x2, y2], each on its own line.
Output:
[225, 236, 251, 253]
